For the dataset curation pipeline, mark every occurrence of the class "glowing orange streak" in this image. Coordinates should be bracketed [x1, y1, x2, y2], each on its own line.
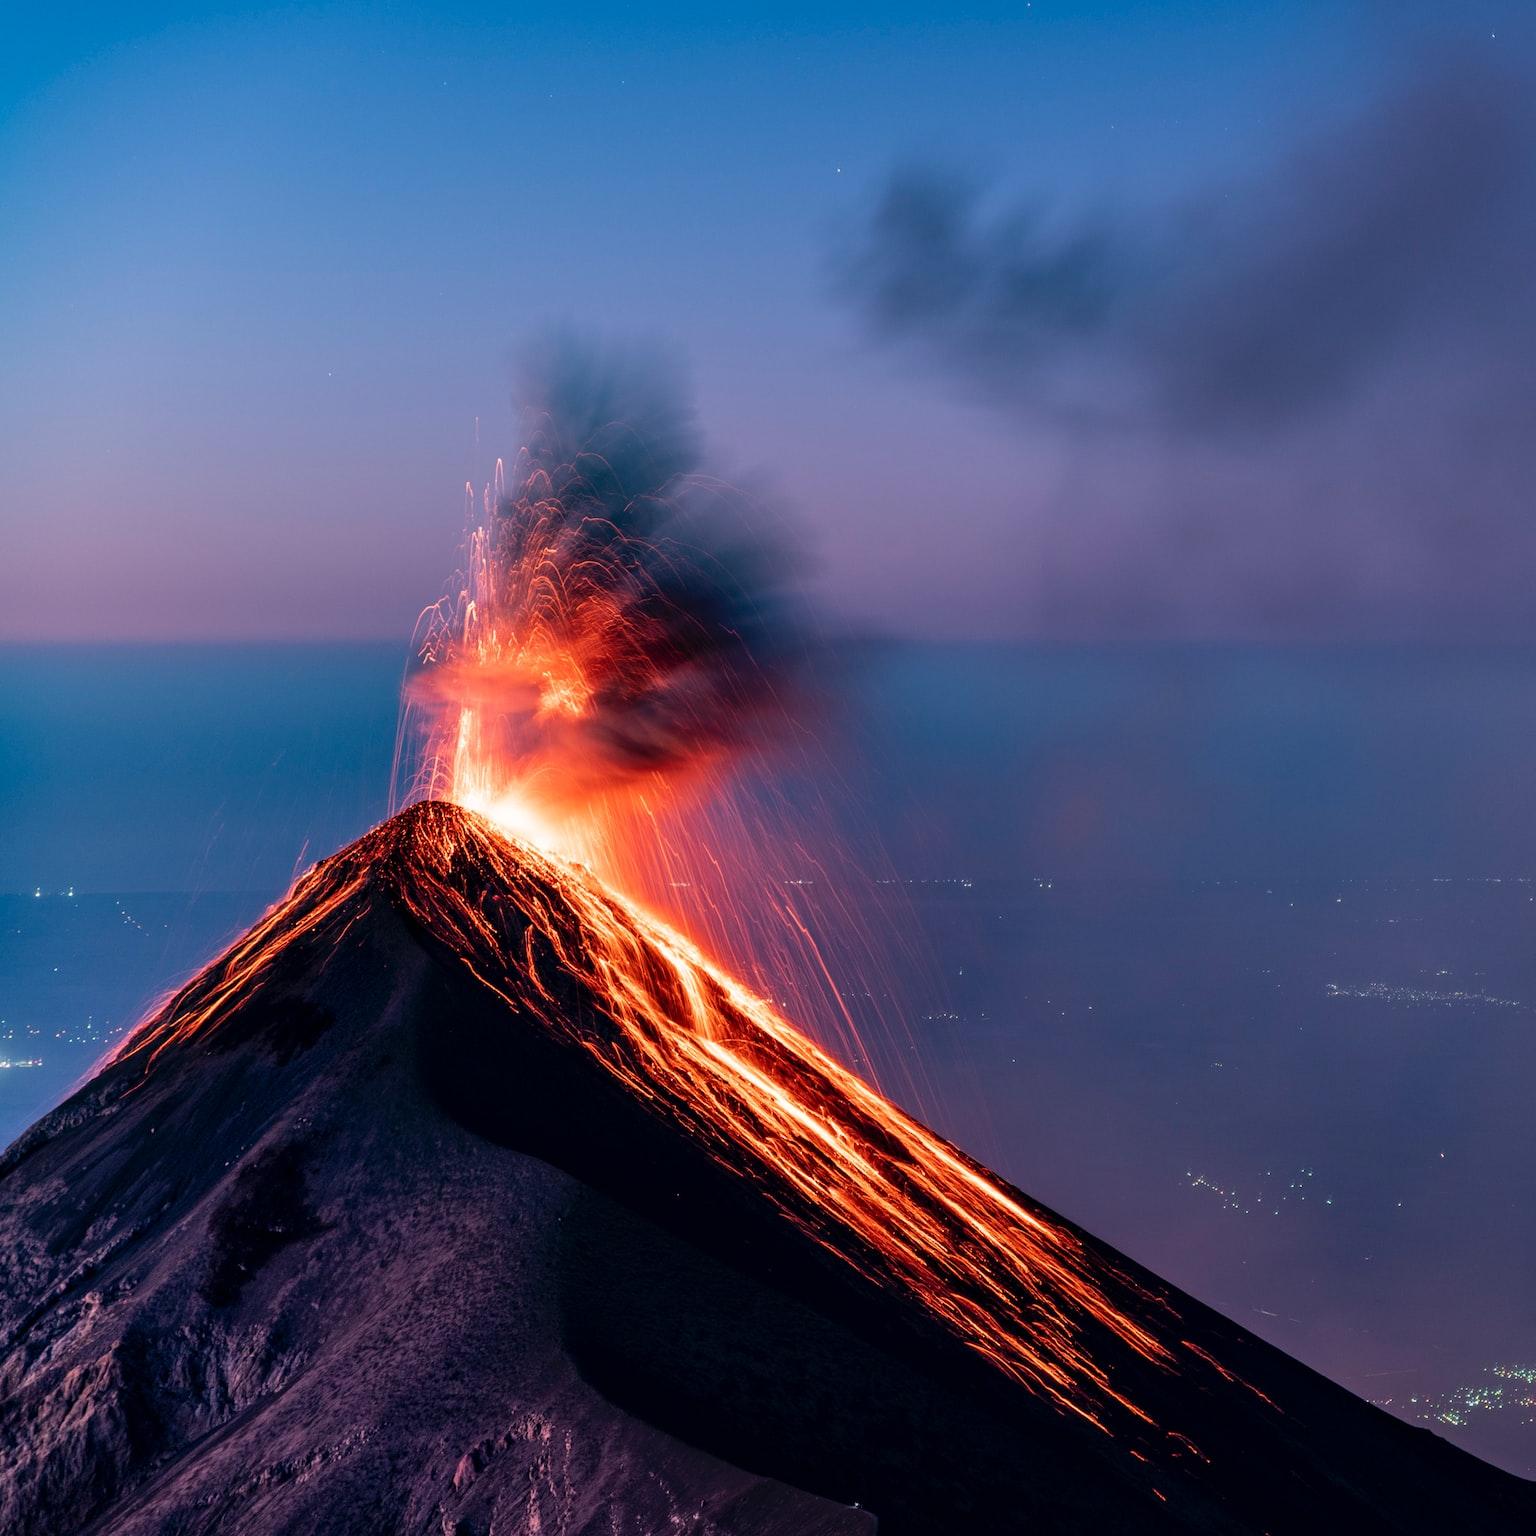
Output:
[114, 863, 372, 1071]
[387, 807, 1184, 1434]
[1182, 1339, 1279, 1409]
[117, 805, 1268, 1463]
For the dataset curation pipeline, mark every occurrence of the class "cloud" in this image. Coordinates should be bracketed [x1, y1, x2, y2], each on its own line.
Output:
[835, 53, 1536, 638]
[406, 334, 812, 800]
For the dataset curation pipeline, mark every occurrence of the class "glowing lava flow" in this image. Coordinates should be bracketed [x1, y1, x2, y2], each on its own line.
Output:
[392, 807, 1181, 1436]
[393, 391, 919, 1087]
[369, 369, 1227, 1443]
[123, 360, 1252, 1455]
[117, 803, 1241, 1447]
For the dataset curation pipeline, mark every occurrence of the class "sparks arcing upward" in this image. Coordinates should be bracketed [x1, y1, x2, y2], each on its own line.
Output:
[400, 338, 800, 889]
[120, 343, 1265, 1467]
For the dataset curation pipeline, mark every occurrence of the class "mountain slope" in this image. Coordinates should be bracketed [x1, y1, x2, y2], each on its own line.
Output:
[0, 801, 1529, 1535]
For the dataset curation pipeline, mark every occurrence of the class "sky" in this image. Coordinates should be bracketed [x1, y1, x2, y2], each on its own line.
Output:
[2, 2, 1532, 641]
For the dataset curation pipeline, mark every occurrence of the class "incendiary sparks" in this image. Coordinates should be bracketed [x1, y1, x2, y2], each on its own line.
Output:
[119, 346, 1263, 1469]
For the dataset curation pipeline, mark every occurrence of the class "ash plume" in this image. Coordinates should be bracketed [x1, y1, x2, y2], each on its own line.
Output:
[409, 334, 807, 804]
[833, 48, 1536, 639]
[836, 57, 1533, 435]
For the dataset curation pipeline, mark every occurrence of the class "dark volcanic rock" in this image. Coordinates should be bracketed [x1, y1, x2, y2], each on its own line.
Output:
[0, 802, 1529, 1535]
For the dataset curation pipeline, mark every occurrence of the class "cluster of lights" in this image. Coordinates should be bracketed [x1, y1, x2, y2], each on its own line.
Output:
[1373, 1365, 1536, 1429]
[1326, 981, 1522, 1009]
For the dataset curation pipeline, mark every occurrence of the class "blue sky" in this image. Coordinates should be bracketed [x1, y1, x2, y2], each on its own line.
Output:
[2, 3, 1526, 639]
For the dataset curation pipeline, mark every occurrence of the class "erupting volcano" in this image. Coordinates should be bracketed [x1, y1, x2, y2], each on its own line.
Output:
[2, 351, 1531, 1534]
[2, 802, 1532, 1533]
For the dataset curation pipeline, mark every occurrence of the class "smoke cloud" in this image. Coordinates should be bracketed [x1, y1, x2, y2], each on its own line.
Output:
[409, 334, 807, 808]
[836, 51, 1536, 638]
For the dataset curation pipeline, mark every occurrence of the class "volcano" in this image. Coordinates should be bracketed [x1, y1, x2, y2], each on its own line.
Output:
[0, 803, 1529, 1535]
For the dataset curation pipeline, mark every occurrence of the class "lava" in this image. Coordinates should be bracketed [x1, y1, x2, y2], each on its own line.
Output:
[119, 351, 1253, 1459]
[393, 345, 922, 1093]
[397, 342, 798, 896]
[117, 802, 1240, 1448]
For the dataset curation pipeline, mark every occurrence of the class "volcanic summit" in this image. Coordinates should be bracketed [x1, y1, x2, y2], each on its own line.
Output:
[0, 802, 1529, 1534]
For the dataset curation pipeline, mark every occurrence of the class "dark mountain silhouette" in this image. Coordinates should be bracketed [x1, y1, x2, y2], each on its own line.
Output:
[0, 801, 1529, 1535]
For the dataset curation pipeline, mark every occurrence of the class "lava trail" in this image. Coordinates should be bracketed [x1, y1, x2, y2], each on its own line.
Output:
[118, 803, 1251, 1448]
[396, 339, 923, 1090]
[124, 343, 1250, 1450]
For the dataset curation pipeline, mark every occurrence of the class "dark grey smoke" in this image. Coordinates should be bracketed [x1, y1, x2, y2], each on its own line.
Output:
[840, 59, 1533, 435]
[511, 335, 805, 773]
[836, 52, 1536, 638]
[412, 335, 808, 785]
